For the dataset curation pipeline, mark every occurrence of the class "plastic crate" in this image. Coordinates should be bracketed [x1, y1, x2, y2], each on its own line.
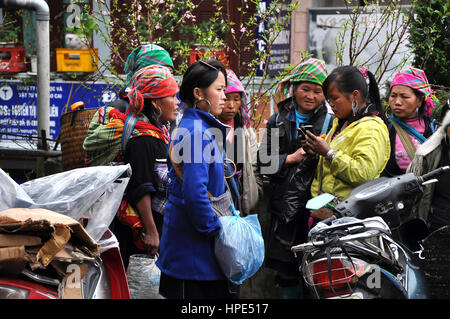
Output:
[56, 48, 98, 72]
[0, 46, 26, 73]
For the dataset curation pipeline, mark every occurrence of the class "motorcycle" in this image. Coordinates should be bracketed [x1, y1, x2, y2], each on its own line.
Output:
[291, 165, 450, 299]
[0, 164, 132, 299]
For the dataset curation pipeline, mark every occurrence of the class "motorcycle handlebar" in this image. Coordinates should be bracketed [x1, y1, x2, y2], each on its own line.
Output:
[420, 165, 449, 183]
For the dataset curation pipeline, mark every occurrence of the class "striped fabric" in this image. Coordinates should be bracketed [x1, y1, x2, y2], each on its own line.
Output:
[390, 67, 438, 117]
[276, 58, 328, 101]
[83, 106, 170, 166]
[126, 65, 179, 116]
[124, 44, 174, 86]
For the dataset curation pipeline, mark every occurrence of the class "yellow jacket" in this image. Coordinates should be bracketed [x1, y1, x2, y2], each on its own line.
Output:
[311, 115, 390, 200]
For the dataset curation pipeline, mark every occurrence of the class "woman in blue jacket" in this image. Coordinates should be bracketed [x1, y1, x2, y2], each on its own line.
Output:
[156, 60, 237, 299]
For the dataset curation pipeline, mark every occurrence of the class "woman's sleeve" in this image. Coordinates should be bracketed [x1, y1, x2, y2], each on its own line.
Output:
[330, 121, 390, 187]
[257, 113, 288, 176]
[248, 127, 264, 194]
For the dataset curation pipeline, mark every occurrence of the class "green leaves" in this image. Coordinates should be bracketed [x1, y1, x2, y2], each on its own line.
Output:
[409, 0, 449, 87]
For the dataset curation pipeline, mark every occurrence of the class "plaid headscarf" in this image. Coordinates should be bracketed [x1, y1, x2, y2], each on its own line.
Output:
[126, 65, 179, 116]
[390, 67, 438, 117]
[276, 58, 328, 101]
[124, 44, 174, 86]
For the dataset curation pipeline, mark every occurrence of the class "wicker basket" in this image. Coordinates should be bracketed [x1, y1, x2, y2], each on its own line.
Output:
[60, 108, 97, 171]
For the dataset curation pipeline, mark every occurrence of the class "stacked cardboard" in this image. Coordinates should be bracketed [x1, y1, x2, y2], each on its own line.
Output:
[0, 208, 100, 298]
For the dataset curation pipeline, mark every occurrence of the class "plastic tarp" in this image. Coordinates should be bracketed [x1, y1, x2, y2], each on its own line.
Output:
[0, 165, 131, 252]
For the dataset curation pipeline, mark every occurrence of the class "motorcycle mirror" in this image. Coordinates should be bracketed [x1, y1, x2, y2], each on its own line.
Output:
[306, 193, 335, 210]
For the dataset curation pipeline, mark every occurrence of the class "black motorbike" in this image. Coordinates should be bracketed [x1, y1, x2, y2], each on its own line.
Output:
[291, 165, 450, 299]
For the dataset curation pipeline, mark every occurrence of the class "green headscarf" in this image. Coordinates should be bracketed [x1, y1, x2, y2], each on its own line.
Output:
[276, 58, 328, 101]
[124, 44, 174, 86]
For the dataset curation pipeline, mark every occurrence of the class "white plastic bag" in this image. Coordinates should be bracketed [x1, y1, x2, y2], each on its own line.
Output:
[126, 254, 164, 299]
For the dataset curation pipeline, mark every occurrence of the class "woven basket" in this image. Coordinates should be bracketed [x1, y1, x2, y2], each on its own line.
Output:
[60, 108, 98, 171]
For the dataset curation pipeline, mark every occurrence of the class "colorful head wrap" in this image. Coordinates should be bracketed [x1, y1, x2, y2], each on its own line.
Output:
[225, 69, 251, 128]
[124, 44, 174, 86]
[390, 67, 438, 117]
[276, 58, 328, 101]
[225, 69, 248, 99]
[126, 65, 179, 116]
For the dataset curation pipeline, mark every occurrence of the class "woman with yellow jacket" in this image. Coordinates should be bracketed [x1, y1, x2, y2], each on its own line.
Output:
[305, 65, 390, 202]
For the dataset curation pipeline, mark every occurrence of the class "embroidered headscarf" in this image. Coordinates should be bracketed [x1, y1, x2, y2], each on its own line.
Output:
[225, 69, 251, 128]
[126, 65, 179, 116]
[276, 58, 328, 101]
[124, 44, 174, 86]
[390, 67, 438, 117]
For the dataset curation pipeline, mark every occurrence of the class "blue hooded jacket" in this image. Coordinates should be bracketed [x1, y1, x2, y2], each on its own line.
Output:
[156, 108, 229, 280]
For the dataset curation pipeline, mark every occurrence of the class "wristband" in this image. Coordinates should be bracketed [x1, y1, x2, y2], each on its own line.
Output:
[326, 149, 337, 161]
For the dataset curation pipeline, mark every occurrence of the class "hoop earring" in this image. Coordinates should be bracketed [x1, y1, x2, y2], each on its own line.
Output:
[194, 98, 211, 113]
[156, 105, 162, 122]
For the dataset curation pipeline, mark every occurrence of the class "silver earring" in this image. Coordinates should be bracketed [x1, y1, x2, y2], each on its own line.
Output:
[352, 100, 359, 116]
[194, 98, 211, 113]
[156, 106, 162, 121]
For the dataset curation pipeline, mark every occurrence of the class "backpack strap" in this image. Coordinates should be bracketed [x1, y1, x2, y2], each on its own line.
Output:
[390, 120, 417, 161]
[320, 113, 331, 136]
[121, 113, 137, 153]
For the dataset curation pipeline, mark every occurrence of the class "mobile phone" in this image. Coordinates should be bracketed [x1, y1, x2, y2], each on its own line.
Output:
[297, 124, 313, 139]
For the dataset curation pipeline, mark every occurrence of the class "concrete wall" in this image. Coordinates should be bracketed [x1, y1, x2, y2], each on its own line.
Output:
[290, 0, 310, 65]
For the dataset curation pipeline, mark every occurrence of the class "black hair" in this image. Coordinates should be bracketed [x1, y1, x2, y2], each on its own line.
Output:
[323, 65, 386, 123]
[142, 98, 162, 126]
[233, 93, 247, 128]
[179, 59, 227, 107]
[411, 88, 426, 118]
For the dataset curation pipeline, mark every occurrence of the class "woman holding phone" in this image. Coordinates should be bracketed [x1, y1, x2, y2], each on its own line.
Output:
[257, 58, 333, 298]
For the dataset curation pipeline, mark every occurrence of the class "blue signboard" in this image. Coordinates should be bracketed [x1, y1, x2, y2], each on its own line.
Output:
[0, 80, 119, 141]
[256, 0, 291, 77]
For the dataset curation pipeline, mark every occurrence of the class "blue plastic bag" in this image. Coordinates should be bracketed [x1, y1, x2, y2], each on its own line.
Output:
[214, 205, 265, 285]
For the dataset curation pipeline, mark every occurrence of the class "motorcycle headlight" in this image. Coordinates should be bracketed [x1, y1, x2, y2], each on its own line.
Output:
[0, 284, 30, 299]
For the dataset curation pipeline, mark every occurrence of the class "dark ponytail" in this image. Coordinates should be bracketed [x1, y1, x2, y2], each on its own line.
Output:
[366, 70, 388, 124]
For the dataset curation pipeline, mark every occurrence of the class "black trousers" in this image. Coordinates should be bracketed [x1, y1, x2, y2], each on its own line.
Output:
[159, 272, 239, 299]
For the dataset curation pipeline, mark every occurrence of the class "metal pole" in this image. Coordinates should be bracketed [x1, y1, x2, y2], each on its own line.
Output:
[0, 0, 50, 150]
[36, 16, 49, 150]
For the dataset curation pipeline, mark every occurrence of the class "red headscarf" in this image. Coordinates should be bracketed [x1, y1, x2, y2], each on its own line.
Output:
[126, 65, 179, 116]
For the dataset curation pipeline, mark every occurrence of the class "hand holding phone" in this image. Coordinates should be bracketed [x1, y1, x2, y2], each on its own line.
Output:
[297, 124, 313, 140]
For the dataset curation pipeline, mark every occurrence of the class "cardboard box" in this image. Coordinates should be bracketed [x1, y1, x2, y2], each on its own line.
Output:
[0, 246, 29, 276]
[0, 234, 42, 247]
[0, 208, 101, 298]
[0, 208, 99, 268]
